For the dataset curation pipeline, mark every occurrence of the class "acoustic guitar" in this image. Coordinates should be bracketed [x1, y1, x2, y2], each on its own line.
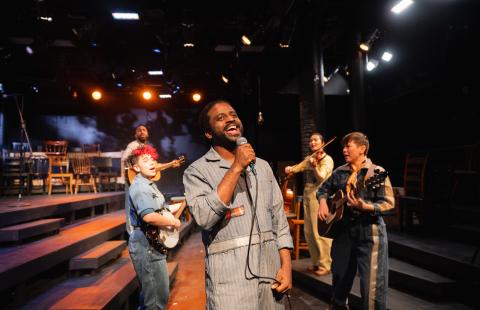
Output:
[146, 201, 187, 251]
[318, 170, 388, 238]
[127, 155, 185, 185]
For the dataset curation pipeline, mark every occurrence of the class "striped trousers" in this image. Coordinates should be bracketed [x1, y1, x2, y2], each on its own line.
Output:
[330, 216, 388, 310]
[205, 239, 285, 310]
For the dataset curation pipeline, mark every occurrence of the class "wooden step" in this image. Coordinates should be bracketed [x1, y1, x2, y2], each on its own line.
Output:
[22, 251, 179, 310]
[292, 258, 474, 310]
[0, 192, 124, 228]
[69, 240, 127, 271]
[0, 218, 64, 242]
[0, 210, 125, 292]
[389, 258, 456, 299]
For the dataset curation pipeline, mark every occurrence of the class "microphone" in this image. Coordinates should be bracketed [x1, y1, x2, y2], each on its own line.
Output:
[236, 137, 256, 175]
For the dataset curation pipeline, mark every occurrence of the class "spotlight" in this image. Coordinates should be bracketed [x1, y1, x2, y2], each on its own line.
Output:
[91, 90, 102, 101]
[39, 16, 53, 22]
[142, 91, 153, 100]
[221, 75, 229, 84]
[25, 46, 34, 55]
[241, 35, 251, 46]
[359, 43, 370, 52]
[359, 29, 380, 52]
[148, 70, 164, 76]
[391, 0, 414, 14]
[112, 12, 140, 20]
[381, 51, 393, 62]
[159, 94, 172, 99]
[183, 43, 195, 48]
[152, 48, 161, 54]
[366, 59, 379, 72]
[192, 92, 202, 102]
[279, 43, 289, 48]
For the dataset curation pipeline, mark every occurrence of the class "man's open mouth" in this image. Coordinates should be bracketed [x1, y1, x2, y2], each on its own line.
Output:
[225, 124, 240, 135]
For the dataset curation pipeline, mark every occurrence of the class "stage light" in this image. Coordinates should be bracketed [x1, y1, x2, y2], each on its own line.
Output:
[112, 12, 139, 20]
[391, 0, 414, 14]
[279, 43, 289, 48]
[359, 43, 370, 52]
[192, 92, 202, 102]
[39, 16, 53, 22]
[159, 94, 172, 99]
[116, 83, 123, 88]
[91, 90, 102, 100]
[142, 91, 153, 100]
[25, 46, 34, 55]
[241, 35, 251, 46]
[221, 75, 229, 84]
[148, 70, 164, 76]
[32, 86, 39, 93]
[366, 59, 379, 71]
[381, 51, 393, 62]
[152, 48, 161, 54]
[183, 43, 195, 48]
[360, 29, 380, 52]
[173, 85, 180, 94]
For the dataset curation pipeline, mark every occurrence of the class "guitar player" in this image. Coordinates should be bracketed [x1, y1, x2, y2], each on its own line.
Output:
[317, 132, 395, 310]
[126, 144, 182, 310]
[121, 124, 182, 235]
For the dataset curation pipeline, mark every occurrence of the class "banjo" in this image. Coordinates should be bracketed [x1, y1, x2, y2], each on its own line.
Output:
[145, 201, 187, 250]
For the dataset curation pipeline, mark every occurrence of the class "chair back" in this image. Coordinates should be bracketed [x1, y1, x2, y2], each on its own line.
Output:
[44, 140, 68, 156]
[70, 153, 93, 174]
[44, 140, 69, 173]
[403, 152, 429, 197]
[83, 144, 101, 156]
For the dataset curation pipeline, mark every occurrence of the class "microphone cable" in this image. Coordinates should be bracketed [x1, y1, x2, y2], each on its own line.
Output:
[243, 168, 293, 309]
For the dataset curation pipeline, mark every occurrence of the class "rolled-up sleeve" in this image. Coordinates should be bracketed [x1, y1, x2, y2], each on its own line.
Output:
[130, 185, 156, 220]
[183, 165, 229, 231]
[268, 167, 293, 250]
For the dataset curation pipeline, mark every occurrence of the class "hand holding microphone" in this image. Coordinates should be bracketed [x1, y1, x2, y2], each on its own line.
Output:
[235, 137, 256, 175]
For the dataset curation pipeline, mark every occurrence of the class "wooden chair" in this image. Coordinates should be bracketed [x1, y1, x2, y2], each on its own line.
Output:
[70, 153, 97, 194]
[44, 140, 73, 195]
[290, 197, 309, 260]
[399, 152, 429, 231]
[82, 144, 101, 157]
[93, 157, 117, 192]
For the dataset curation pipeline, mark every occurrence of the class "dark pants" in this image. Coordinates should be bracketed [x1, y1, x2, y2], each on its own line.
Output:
[331, 216, 388, 310]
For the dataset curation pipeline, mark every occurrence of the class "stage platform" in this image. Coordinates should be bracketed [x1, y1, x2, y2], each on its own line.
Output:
[292, 230, 480, 309]
[0, 192, 124, 228]
[0, 190, 199, 309]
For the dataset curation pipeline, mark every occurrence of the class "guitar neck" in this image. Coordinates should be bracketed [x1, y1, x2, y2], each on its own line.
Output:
[156, 160, 178, 172]
[172, 203, 187, 219]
